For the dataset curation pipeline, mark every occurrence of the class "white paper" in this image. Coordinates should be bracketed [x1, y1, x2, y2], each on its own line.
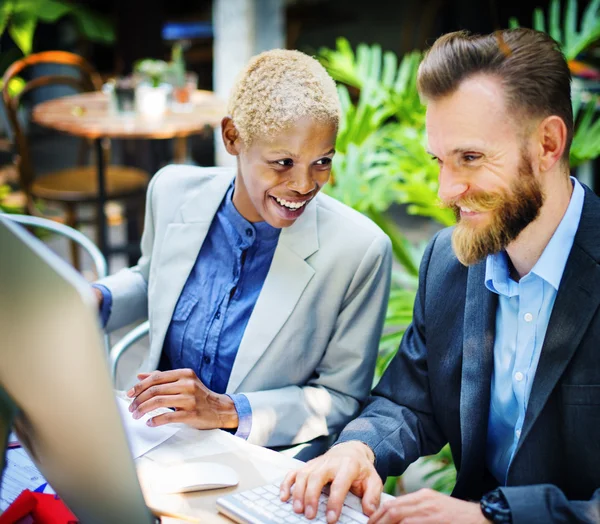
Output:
[115, 396, 181, 459]
[0, 448, 55, 511]
[143, 427, 239, 464]
[143, 427, 300, 482]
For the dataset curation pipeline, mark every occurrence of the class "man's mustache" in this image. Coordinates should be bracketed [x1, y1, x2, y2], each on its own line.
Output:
[439, 191, 507, 214]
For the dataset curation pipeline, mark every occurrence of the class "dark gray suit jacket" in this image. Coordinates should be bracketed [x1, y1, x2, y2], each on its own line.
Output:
[338, 186, 600, 523]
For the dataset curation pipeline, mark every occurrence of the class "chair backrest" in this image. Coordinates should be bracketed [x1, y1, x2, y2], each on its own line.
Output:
[0, 213, 110, 353]
[1, 213, 107, 279]
[1, 51, 102, 210]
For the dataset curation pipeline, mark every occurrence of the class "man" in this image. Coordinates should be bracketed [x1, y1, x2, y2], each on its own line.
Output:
[280, 28, 600, 524]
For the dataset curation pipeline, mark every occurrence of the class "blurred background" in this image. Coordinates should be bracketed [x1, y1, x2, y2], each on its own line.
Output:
[1, 0, 599, 497]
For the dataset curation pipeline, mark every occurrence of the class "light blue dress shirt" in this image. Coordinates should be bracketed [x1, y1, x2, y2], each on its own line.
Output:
[94, 182, 281, 439]
[485, 177, 584, 484]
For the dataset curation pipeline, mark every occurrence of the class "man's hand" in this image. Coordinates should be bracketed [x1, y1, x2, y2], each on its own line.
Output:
[367, 489, 491, 524]
[126, 369, 239, 430]
[279, 441, 382, 523]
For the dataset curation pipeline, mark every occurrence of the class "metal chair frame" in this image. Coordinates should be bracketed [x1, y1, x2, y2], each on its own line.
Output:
[2, 213, 146, 381]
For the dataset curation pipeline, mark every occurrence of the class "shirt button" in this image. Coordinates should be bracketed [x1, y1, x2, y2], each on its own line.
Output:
[203, 355, 211, 364]
[215, 311, 221, 320]
[516, 429, 522, 438]
[515, 371, 524, 382]
[524, 312, 533, 322]
[245, 228, 253, 237]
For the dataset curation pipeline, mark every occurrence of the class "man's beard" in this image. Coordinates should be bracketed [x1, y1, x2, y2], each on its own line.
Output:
[447, 153, 545, 266]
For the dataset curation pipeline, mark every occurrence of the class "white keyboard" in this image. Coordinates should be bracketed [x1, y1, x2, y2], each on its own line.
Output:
[217, 482, 369, 524]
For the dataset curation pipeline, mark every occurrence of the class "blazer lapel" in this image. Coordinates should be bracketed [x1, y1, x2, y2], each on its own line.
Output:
[226, 198, 319, 393]
[149, 174, 233, 361]
[455, 260, 497, 493]
[511, 245, 600, 463]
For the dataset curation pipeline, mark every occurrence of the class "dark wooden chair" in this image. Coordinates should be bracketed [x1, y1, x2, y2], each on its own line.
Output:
[1, 51, 149, 268]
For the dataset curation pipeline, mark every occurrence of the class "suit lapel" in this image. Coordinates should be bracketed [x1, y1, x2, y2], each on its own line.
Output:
[512, 243, 600, 462]
[455, 260, 497, 493]
[226, 198, 319, 393]
[149, 174, 233, 360]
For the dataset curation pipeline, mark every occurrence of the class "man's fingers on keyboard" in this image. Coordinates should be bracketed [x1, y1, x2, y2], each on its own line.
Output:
[361, 474, 382, 515]
[304, 470, 332, 520]
[291, 468, 311, 514]
[280, 470, 297, 501]
[325, 463, 357, 523]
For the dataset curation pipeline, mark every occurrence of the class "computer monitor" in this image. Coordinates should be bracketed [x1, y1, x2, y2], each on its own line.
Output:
[0, 217, 155, 524]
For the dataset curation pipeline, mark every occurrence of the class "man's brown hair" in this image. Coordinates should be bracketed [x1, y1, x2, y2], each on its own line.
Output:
[417, 28, 573, 161]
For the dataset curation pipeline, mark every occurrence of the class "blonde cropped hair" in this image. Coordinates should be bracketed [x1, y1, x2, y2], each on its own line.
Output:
[227, 49, 340, 146]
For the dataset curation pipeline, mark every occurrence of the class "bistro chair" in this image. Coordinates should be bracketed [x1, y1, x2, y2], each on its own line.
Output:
[1, 51, 149, 269]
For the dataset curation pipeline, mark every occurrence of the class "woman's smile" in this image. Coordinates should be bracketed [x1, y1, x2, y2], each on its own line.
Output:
[268, 194, 312, 220]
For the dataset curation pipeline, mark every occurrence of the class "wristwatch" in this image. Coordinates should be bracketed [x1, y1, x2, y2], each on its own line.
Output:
[480, 489, 513, 523]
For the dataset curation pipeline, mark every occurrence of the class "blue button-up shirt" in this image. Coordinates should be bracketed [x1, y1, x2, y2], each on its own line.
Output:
[485, 177, 584, 484]
[95, 182, 280, 439]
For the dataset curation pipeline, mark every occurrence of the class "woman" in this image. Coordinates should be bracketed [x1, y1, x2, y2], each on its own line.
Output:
[94, 49, 391, 454]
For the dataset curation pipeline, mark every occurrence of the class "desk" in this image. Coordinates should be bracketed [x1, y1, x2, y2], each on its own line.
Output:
[137, 427, 302, 523]
[32, 91, 225, 258]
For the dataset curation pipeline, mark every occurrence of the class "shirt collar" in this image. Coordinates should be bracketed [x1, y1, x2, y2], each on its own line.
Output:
[485, 177, 584, 295]
[220, 181, 280, 247]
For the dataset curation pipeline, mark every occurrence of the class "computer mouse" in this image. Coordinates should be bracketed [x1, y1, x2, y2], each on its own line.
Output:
[159, 462, 239, 493]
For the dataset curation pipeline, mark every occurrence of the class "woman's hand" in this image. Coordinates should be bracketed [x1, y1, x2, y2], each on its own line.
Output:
[126, 369, 239, 430]
[92, 286, 103, 308]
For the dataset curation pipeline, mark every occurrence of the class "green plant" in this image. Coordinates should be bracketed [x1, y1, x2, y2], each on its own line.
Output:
[0, 0, 115, 56]
[420, 444, 457, 494]
[318, 38, 456, 495]
[319, 39, 455, 383]
[571, 93, 600, 167]
[134, 59, 169, 88]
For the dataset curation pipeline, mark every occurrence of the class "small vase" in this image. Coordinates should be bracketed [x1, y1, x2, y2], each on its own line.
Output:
[135, 83, 171, 118]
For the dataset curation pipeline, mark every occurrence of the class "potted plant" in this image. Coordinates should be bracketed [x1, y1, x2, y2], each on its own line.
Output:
[133, 59, 171, 118]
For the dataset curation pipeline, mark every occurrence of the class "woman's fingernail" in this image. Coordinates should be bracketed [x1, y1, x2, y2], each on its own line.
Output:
[127, 388, 135, 397]
[305, 505, 314, 519]
[369, 503, 377, 512]
[132, 411, 140, 419]
[293, 500, 303, 513]
[327, 510, 337, 523]
[146, 418, 153, 427]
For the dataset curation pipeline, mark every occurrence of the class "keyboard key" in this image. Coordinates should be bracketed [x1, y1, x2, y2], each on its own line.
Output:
[265, 484, 280, 495]
[341, 505, 368, 524]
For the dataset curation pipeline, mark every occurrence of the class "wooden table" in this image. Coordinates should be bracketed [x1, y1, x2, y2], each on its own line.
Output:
[32, 90, 225, 258]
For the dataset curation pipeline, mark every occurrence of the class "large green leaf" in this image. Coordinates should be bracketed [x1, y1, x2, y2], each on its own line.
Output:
[7, 10, 37, 55]
[570, 95, 600, 167]
[70, 4, 115, 45]
[18, 0, 72, 22]
[0, 1, 14, 38]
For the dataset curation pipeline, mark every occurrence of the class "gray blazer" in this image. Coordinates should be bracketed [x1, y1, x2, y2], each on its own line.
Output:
[338, 186, 600, 523]
[98, 165, 392, 448]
